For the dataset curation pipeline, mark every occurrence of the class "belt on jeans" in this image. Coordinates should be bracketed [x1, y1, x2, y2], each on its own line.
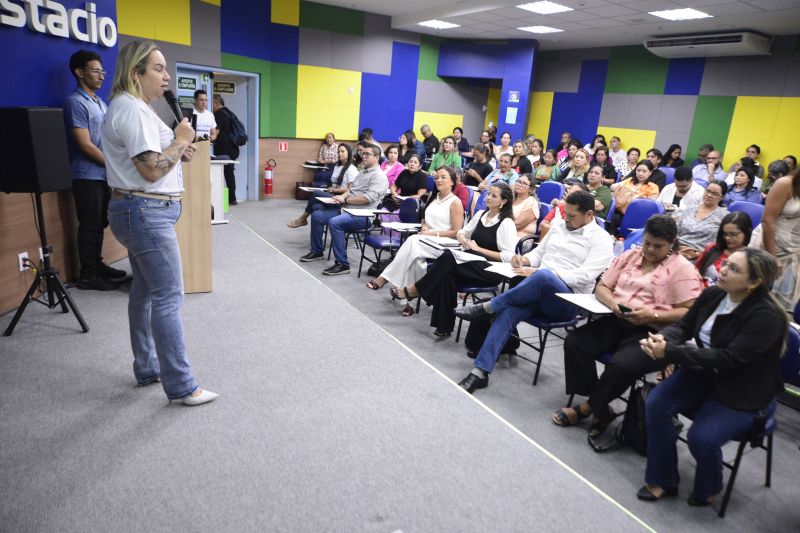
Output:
[112, 189, 182, 202]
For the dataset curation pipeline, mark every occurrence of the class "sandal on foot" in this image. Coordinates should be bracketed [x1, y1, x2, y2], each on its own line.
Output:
[391, 287, 416, 301]
[589, 409, 615, 438]
[433, 329, 451, 338]
[401, 304, 414, 317]
[552, 405, 591, 427]
[366, 279, 384, 290]
[287, 219, 308, 228]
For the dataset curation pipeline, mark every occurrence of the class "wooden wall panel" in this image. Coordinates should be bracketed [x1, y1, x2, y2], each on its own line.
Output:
[0, 191, 126, 316]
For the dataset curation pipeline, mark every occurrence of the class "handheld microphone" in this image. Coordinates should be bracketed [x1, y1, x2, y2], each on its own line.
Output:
[163, 90, 184, 125]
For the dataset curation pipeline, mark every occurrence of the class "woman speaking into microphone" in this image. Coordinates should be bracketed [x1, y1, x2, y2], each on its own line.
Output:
[101, 41, 217, 406]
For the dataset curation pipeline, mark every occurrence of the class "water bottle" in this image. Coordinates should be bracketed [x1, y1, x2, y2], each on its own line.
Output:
[613, 237, 624, 257]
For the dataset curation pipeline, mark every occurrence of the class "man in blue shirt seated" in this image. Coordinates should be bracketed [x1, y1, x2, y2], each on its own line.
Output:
[455, 191, 614, 393]
[63, 50, 126, 290]
[691, 149, 727, 186]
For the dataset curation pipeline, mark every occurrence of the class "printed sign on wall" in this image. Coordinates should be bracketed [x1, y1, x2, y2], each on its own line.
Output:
[178, 77, 197, 91]
[508, 91, 520, 103]
[213, 81, 235, 94]
[278, 142, 288, 152]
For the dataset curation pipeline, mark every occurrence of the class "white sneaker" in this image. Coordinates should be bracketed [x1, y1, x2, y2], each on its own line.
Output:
[180, 389, 219, 406]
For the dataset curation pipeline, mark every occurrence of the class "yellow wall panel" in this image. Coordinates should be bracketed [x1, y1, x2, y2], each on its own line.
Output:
[272, 0, 299, 26]
[526, 91, 553, 149]
[724, 97, 800, 170]
[296, 66, 361, 140]
[484, 88, 500, 129]
[596, 126, 657, 156]
[414, 112, 463, 141]
[117, 0, 191, 46]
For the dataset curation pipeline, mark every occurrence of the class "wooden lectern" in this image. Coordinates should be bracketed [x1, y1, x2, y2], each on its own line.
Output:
[175, 141, 212, 293]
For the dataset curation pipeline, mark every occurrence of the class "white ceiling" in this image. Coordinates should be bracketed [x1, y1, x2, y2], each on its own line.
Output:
[318, 0, 800, 50]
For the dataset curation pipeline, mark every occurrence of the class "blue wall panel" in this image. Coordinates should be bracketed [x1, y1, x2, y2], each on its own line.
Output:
[359, 73, 391, 139]
[437, 42, 506, 79]
[665, 58, 705, 95]
[0, 0, 118, 106]
[221, 0, 272, 62]
[577, 60, 608, 94]
[266, 23, 299, 64]
[547, 92, 603, 150]
[391, 42, 420, 79]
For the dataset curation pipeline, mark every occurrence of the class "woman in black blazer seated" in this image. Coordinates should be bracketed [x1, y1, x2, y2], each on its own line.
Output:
[637, 248, 787, 506]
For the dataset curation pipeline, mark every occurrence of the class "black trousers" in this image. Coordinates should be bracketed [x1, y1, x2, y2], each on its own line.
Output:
[72, 179, 110, 278]
[224, 163, 236, 203]
[563, 315, 664, 418]
[415, 250, 505, 333]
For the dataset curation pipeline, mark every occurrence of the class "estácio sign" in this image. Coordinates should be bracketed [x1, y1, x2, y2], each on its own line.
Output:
[0, 0, 118, 48]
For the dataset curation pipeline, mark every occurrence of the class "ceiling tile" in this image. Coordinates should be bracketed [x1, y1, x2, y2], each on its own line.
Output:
[583, 5, 640, 17]
[580, 18, 631, 28]
[744, 0, 800, 8]
[621, 0, 686, 11]
[705, 3, 764, 16]
[548, 10, 599, 22]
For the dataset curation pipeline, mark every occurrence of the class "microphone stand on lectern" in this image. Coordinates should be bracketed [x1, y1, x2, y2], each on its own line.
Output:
[4, 192, 89, 336]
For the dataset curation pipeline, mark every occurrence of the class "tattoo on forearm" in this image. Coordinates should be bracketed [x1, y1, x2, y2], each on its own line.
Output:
[134, 140, 187, 179]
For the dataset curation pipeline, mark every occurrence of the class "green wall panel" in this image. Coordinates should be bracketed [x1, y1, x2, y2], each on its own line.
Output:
[418, 35, 444, 82]
[604, 46, 669, 94]
[686, 95, 737, 157]
[300, 1, 365, 36]
[221, 53, 271, 137]
[269, 62, 298, 138]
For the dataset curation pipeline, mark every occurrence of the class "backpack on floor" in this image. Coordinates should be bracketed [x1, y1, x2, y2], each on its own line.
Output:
[588, 381, 655, 456]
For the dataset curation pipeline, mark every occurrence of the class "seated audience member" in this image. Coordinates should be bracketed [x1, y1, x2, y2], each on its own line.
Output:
[615, 147, 640, 180]
[608, 160, 660, 235]
[455, 191, 614, 393]
[692, 150, 726, 185]
[359, 127, 382, 152]
[526, 137, 544, 167]
[583, 134, 606, 156]
[384, 154, 427, 211]
[534, 149, 560, 182]
[608, 136, 626, 167]
[553, 215, 704, 436]
[662, 144, 684, 168]
[494, 132, 514, 160]
[299, 145, 388, 276]
[288, 144, 357, 228]
[586, 163, 612, 219]
[511, 140, 533, 175]
[429, 135, 461, 174]
[317, 132, 338, 165]
[538, 182, 589, 239]
[420, 124, 439, 159]
[689, 144, 714, 169]
[621, 149, 667, 190]
[463, 143, 494, 187]
[676, 180, 728, 261]
[638, 249, 785, 506]
[722, 166, 761, 206]
[511, 174, 540, 237]
[390, 183, 517, 337]
[559, 140, 582, 172]
[761, 159, 790, 199]
[728, 144, 765, 180]
[480, 153, 519, 190]
[398, 132, 415, 165]
[593, 146, 617, 185]
[556, 131, 572, 161]
[657, 166, 705, 212]
[367, 166, 464, 316]
[725, 156, 762, 190]
[452, 127, 471, 157]
[452, 168, 471, 212]
[479, 130, 495, 164]
[381, 144, 405, 187]
[785, 155, 797, 173]
[404, 129, 426, 159]
[749, 167, 800, 311]
[352, 140, 370, 168]
[558, 148, 591, 183]
[694, 211, 752, 286]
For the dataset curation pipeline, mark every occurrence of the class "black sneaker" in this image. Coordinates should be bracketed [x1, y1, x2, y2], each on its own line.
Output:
[97, 263, 127, 280]
[77, 275, 119, 291]
[299, 252, 324, 262]
[322, 263, 350, 276]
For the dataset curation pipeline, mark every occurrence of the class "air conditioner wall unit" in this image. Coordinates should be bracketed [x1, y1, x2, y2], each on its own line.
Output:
[644, 32, 772, 58]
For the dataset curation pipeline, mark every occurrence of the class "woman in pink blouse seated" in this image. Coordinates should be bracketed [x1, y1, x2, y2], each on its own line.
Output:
[552, 215, 704, 437]
[381, 144, 405, 187]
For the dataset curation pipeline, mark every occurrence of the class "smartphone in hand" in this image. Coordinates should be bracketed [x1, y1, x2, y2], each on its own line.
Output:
[618, 303, 633, 314]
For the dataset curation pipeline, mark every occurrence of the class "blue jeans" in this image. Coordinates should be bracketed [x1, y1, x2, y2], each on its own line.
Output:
[305, 190, 334, 214]
[310, 210, 370, 266]
[108, 195, 198, 400]
[474, 269, 577, 373]
[645, 367, 774, 500]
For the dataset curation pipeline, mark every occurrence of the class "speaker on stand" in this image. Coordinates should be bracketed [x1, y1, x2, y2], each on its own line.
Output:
[1, 107, 89, 336]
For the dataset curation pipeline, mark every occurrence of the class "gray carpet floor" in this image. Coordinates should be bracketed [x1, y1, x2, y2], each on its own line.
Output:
[1, 198, 798, 532]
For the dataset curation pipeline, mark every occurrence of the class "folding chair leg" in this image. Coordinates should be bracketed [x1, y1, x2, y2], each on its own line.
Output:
[566, 394, 575, 407]
[719, 440, 747, 518]
[455, 293, 468, 343]
[531, 327, 549, 386]
[765, 433, 773, 487]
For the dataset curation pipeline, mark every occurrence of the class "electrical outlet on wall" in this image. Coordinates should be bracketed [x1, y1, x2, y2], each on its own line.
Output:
[17, 252, 29, 272]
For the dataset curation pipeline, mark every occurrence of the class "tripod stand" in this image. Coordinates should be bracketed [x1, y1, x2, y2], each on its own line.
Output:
[3, 192, 89, 336]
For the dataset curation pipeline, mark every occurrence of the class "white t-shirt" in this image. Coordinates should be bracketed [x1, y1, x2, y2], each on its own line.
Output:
[101, 92, 183, 195]
[609, 148, 626, 167]
[193, 108, 217, 139]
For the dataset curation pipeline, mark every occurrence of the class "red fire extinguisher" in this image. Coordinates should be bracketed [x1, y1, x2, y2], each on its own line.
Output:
[264, 158, 276, 197]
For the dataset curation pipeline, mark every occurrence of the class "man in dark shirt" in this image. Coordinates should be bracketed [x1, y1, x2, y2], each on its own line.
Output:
[420, 124, 440, 158]
[622, 148, 667, 190]
[212, 94, 241, 205]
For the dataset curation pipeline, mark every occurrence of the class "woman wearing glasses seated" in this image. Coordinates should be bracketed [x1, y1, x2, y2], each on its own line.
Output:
[676, 180, 728, 261]
[694, 211, 752, 287]
[511, 174, 539, 237]
[637, 249, 786, 507]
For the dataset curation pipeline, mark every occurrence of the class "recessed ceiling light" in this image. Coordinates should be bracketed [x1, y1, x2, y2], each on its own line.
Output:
[517, 2, 573, 15]
[649, 8, 712, 21]
[517, 25, 564, 34]
[418, 20, 460, 30]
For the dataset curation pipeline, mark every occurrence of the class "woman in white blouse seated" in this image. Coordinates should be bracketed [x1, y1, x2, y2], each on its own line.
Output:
[390, 183, 518, 337]
[288, 144, 358, 228]
[366, 166, 465, 316]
